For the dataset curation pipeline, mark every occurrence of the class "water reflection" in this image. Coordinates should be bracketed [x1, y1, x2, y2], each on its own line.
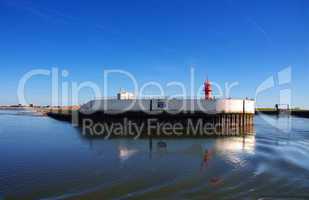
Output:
[215, 136, 256, 154]
[118, 146, 139, 162]
[200, 148, 213, 170]
[81, 134, 256, 170]
[215, 135, 256, 167]
[2, 111, 309, 199]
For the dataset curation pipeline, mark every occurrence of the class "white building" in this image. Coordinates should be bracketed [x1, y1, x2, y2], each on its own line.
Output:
[117, 90, 135, 100]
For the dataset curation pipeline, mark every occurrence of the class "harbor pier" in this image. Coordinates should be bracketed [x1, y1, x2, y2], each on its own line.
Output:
[47, 80, 255, 137]
[48, 98, 255, 137]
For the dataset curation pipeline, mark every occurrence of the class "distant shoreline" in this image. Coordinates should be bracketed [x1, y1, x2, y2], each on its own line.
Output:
[0, 106, 28, 110]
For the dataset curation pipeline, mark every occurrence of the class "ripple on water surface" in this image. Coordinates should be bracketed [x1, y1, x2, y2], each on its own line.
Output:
[0, 111, 309, 199]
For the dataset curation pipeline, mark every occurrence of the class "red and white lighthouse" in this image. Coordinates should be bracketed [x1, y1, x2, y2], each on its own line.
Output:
[204, 79, 212, 100]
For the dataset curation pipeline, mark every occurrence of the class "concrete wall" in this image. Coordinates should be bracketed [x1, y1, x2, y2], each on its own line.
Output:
[216, 99, 255, 114]
[80, 99, 151, 114]
[80, 99, 255, 114]
[151, 99, 218, 113]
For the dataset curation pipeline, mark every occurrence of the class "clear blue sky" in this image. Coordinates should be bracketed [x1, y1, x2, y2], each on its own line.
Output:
[0, 0, 308, 108]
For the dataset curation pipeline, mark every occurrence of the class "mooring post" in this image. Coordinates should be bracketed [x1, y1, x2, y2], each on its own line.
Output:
[236, 114, 238, 134]
[150, 99, 153, 112]
[221, 114, 223, 135]
[224, 114, 226, 136]
[242, 99, 246, 134]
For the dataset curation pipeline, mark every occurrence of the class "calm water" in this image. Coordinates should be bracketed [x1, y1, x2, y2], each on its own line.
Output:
[1, 110, 309, 199]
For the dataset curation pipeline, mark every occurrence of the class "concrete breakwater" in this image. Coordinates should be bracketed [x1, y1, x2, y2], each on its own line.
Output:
[46, 98, 255, 137]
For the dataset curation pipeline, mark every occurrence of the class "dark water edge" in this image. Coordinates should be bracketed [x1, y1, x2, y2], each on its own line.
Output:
[256, 109, 309, 118]
[47, 111, 255, 138]
[1, 109, 309, 199]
